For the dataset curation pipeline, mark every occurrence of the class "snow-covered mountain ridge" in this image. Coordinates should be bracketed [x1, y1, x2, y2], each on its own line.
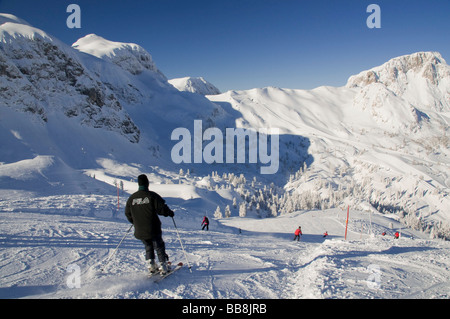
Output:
[0, 13, 223, 168]
[207, 52, 450, 238]
[347, 52, 449, 130]
[169, 77, 221, 95]
[347, 52, 449, 111]
[0, 13, 449, 241]
[0, 15, 141, 143]
[72, 34, 166, 79]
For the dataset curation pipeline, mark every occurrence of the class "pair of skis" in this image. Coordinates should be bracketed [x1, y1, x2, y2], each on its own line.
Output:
[147, 262, 183, 282]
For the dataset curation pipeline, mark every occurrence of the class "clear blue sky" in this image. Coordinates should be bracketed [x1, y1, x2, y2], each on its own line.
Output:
[1, 0, 448, 92]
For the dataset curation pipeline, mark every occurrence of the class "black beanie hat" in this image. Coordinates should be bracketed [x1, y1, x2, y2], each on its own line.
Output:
[137, 174, 149, 187]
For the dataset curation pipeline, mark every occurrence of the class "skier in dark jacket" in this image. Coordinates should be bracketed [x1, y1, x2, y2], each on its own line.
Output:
[125, 174, 174, 275]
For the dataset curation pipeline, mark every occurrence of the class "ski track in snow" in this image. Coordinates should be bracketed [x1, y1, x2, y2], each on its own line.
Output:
[1, 197, 449, 299]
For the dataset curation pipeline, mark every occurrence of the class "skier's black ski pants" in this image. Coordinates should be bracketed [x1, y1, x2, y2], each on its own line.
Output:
[142, 236, 167, 262]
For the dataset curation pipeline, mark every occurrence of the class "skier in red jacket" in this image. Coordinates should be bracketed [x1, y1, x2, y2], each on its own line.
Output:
[293, 226, 302, 241]
[201, 216, 209, 231]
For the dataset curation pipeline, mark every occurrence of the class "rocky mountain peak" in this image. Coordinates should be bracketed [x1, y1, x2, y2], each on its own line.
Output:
[72, 34, 166, 79]
[0, 16, 140, 143]
[347, 52, 450, 113]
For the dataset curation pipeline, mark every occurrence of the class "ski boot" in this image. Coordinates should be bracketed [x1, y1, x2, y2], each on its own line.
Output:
[159, 261, 171, 275]
[146, 259, 158, 274]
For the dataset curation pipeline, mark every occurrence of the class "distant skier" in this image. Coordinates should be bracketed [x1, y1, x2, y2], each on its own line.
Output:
[125, 174, 174, 275]
[394, 231, 400, 239]
[293, 226, 302, 241]
[201, 216, 209, 231]
[323, 231, 328, 238]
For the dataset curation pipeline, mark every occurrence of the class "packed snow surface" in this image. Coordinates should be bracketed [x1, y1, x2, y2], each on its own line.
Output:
[1, 185, 449, 299]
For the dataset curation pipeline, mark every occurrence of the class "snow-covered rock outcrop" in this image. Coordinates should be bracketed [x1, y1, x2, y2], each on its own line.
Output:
[347, 52, 450, 113]
[169, 76, 221, 95]
[72, 33, 166, 79]
[0, 14, 140, 143]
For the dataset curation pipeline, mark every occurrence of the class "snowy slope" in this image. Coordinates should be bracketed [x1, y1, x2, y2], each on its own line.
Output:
[169, 76, 221, 95]
[207, 54, 450, 238]
[1, 149, 449, 299]
[1, 203, 449, 299]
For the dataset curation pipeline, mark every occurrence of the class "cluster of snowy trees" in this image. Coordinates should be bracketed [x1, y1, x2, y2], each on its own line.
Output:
[200, 158, 450, 240]
[283, 161, 450, 240]
[206, 171, 280, 219]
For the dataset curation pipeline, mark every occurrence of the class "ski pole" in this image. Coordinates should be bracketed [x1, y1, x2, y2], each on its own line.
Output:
[100, 224, 133, 272]
[171, 217, 192, 273]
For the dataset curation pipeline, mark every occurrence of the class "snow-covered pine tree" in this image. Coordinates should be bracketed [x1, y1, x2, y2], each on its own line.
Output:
[225, 205, 231, 218]
[214, 206, 222, 218]
[270, 203, 278, 217]
[239, 202, 247, 217]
